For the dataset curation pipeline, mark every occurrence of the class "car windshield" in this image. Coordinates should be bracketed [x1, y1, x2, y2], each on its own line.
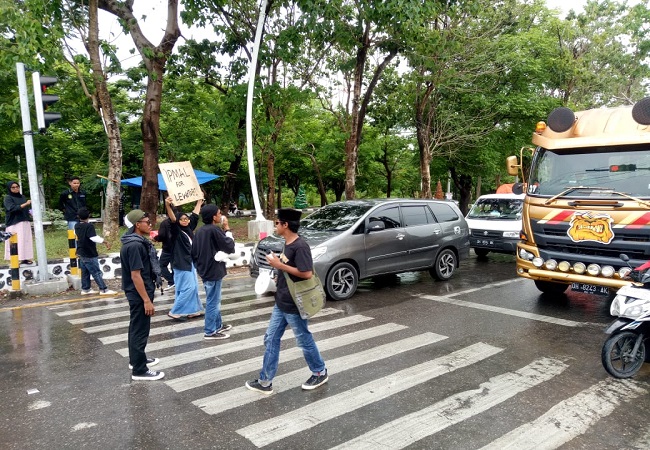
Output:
[467, 198, 523, 219]
[527, 144, 650, 198]
[301, 203, 374, 231]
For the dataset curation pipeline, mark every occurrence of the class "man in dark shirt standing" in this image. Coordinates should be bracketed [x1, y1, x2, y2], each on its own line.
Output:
[75, 207, 116, 296]
[191, 204, 236, 340]
[246, 208, 328, 395]
[120, 209, 164, 381]
[59, 176, 87, 230]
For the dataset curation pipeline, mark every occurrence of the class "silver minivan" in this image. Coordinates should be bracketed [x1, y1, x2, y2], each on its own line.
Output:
[249, 199, 470, 300]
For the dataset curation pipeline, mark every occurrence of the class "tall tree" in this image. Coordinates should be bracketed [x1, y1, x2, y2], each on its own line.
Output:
[96, 0, 181, 220]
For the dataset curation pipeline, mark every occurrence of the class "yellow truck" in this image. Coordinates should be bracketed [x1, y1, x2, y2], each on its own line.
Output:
[507, 98, 650, 297]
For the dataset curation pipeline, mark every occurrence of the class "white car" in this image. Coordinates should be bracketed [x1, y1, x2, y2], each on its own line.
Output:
[465, 193, 525, 257]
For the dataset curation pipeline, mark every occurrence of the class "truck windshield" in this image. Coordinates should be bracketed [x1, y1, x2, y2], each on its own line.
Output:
[467, 198, 523, 219]
[527, 145, 650, 198]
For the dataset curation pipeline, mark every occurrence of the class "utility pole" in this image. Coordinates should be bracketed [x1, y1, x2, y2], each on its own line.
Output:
[16, 63, 49, 282]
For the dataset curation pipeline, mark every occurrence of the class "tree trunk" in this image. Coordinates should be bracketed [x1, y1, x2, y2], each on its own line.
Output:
[85, 0, 122, 242]
[450, 167, 473, 216]
[98, 0, 180, 223]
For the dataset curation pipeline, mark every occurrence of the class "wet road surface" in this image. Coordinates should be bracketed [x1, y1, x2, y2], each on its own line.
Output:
[1, 252, 649, 449]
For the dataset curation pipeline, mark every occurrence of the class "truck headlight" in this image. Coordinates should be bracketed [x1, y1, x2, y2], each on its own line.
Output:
[503, 231, 519, 238]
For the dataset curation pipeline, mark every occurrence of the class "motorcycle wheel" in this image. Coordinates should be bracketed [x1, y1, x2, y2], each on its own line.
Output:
[601, 331, 646, 379]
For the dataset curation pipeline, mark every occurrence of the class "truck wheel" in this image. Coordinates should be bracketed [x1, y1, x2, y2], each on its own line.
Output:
[325, 262, 358, 301]
[474, 248, 490, 258]
[534, 280, 568, 295]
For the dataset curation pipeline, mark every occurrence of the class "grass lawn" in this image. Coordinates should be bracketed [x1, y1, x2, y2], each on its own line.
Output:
[41, 216, 255, 260]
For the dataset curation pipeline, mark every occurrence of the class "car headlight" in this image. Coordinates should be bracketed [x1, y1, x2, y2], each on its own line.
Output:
[311, 246, 327, 261]
[502, 231, 519, 238]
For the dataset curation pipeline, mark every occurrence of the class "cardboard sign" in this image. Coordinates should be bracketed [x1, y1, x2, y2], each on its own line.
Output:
[159, 161, 202, 206]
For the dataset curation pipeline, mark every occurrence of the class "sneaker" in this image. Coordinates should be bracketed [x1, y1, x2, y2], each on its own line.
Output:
[80, 289, 98, 295]
[245, 379, 273, 395]
[131, 370, 165, 381]
[218, 324, 233, 333]
[302, 370, 329, 390]
[204, 331, 230, 340]
[99, 289, 118, 296]
[129, 357, 159, 370]
[164, 283, 175, 292]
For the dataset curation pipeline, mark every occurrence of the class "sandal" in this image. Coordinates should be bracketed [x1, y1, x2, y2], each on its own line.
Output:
[21, 260, 34, 265]
[167, 312, 187, 321]
[187, 312, 204, 319]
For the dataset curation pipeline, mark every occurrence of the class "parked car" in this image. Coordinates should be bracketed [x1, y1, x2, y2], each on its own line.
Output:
[465, 193, 525, 257]
[249, 199, 470, 300]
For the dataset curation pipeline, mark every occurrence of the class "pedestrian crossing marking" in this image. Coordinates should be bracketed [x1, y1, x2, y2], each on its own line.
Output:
[236, 342, 504, 447]
[65, 296, 274, 324]
[117, 313, 371, 359]
[194, 332, 448, 414]
[158, 321, 406, 371]
[421, 294, 582, 327]
[326, 357, 568, 450]
[479, 378, 649, 450]
[117, 309, 344, 354]
[165, 322, 407, 391]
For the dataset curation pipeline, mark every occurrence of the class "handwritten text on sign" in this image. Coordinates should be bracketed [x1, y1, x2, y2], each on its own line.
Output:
[158, 161, 202, 206]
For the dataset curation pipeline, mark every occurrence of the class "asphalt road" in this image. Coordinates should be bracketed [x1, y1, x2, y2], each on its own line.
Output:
[1, 252, 649, 449]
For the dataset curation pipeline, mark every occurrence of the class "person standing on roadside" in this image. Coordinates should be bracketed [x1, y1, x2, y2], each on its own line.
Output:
[246, 208, 328, 395]
[75, 207, 117, 296]
[153, 213, 175, 291]
[191, 204, 236, 340]
[3, 181, 34, 265]
[120, 209, 164, 381]
[59, 176, 87, 230]
[165, 196, 204, 320]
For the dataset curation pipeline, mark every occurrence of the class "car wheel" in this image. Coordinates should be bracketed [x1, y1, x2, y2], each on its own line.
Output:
[430, 248, 457, 281]
[326, 262, 358, 301]
[474, 248, 489, 258]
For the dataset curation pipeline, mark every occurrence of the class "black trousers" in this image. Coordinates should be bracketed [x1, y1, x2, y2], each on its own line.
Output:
[159, 250, 174, 284]
[128, 297, 152, 375]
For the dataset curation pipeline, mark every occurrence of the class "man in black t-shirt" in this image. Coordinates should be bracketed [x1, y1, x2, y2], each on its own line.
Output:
[59, 176, 87, 230]
[245, 208, 328, 395]
[120, 209, 164, 381]
[75, 207, 116, 296]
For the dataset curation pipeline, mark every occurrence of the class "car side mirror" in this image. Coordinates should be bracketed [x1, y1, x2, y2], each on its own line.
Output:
[367, 220, 385, 233]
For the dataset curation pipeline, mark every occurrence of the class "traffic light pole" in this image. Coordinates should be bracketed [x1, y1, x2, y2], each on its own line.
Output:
[16, 62, 49, 282]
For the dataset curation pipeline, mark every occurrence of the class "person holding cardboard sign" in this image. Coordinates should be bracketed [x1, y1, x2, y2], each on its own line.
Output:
[165, 196, 204, 320]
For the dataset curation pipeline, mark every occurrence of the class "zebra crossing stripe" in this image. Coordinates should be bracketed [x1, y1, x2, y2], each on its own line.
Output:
[52, 290, 261, 317]
[327, 357, 569, 450]
[479, 378, 649, 450]
[420, 294, 581, 327]
[236, 342, 504, 447]
[194, 332, 448, 414]
[156, 317, 391, 371]
[117, 313, 369, 358]
[65, 296, 273, 324]
[117, 308, 344, 354]
[165, 322, 407, 392]
[98, 307, 342, 345]
[82, 306, 277, 334]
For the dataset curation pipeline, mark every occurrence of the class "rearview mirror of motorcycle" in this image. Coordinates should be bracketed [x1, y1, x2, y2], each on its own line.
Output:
[620, 254, 630, 263]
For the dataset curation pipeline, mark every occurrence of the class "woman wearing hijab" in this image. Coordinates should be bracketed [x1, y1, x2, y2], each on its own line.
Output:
[165, 196, 204, 320]
[3, 181, 34, 265]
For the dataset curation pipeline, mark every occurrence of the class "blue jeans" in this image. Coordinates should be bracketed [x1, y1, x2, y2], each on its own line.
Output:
[67, 220, 79, 230]
[203, 279, 223, 335]
[79, 256, 107, 291]
[259, 304, 326, 382]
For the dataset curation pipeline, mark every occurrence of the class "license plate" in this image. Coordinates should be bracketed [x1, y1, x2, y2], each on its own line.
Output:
[570, 282, 609, 296]
[472, 239, 495, 247]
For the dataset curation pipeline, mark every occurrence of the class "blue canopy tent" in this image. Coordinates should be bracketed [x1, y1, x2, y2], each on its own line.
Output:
[121, 169, 220, 190]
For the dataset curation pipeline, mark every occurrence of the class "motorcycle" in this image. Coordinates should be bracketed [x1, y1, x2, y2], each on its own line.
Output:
[601, 254, 650, 378]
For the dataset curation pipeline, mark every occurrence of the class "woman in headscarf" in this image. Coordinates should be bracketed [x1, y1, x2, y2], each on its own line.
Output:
[3, 181, 34, 265]
[165, 196, 205, 320]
